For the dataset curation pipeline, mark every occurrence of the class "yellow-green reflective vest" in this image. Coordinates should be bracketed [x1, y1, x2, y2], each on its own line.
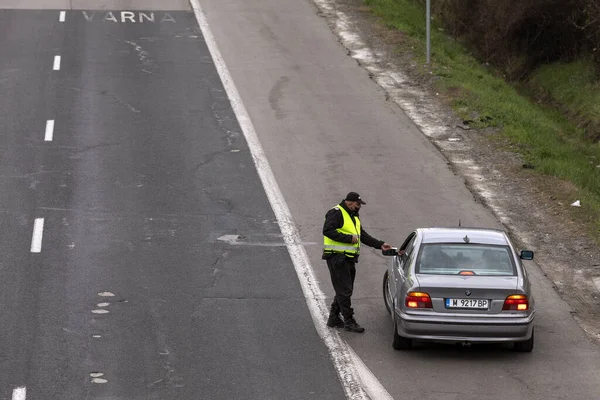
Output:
[323, 206, 361, 257]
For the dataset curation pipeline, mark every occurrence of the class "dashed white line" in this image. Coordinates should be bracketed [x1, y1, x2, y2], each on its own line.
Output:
[59, 11, 66, 22]
[12, 387, 26, 400]
[53, 55, 61, 71]
[189, 1, 393, 399]
[45, 119, 55, 141]
[30, 218, 44, 253]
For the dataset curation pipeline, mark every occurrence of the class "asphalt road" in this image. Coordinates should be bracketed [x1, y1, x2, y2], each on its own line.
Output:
[2, 1, 600, 400]
[0, 5, 345, 400]
[198, 0, 600, 399]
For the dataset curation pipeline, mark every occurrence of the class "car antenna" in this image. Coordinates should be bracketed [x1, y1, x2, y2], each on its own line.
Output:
[458, 219, 461, 227]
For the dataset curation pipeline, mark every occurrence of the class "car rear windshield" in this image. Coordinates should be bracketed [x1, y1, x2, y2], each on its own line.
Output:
[416, 244, 516, 276]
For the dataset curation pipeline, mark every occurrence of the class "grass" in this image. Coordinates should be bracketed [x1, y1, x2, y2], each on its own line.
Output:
[363, 0, 600, 235]
[528, 60, 600, 139]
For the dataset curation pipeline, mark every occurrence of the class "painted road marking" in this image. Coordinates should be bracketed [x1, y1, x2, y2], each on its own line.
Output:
[189, 2, 393, 399]
[59, 11, 65, 22]
[81, 11, 176, 23]
[12, 387, 26, 400]
[53, 55, 61, 71]
[30, 218, 44, 253]
[217, 234, 317, 247]
[593, 277, 600, 293]
[45, 120, 54, 141]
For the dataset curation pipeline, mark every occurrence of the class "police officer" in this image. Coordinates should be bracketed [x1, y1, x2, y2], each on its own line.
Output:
[323, 192, 393, 333]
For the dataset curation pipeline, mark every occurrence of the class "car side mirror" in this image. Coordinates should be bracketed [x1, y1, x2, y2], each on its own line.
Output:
[382, 248, 399, 256]
[520, 250, 534, 260]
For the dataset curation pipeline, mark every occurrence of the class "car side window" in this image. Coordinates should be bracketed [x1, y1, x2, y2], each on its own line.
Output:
[400, 233, 416, 252]
[399, 233, 417, 273]
[405, 236, 417, 257]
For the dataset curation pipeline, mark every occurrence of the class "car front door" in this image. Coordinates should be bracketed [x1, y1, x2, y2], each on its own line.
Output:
[391, 232, 417, 311]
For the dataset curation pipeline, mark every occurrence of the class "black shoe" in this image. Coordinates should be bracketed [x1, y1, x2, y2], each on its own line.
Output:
[344, 319, 365, 333]
[326, 315, 345, 328]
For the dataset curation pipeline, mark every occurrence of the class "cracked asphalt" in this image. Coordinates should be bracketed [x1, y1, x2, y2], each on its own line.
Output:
[0, 8, 344, 399]
[4, 1, 600, 399]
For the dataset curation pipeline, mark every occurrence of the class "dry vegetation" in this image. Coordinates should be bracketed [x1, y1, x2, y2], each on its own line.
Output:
[430, 0, 600, 79]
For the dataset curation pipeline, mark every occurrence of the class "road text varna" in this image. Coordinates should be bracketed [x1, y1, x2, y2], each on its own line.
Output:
[81, 11, 177, 23]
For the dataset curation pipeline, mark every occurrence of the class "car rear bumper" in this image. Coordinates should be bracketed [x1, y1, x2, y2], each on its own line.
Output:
[395, 310, 535, 343]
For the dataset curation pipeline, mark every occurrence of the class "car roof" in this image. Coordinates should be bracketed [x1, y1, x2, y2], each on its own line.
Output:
[418, 227, 509, 246]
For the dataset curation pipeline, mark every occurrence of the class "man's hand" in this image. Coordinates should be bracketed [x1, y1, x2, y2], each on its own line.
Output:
[351, 235, 359, 244]
[381, 243, 405, 256]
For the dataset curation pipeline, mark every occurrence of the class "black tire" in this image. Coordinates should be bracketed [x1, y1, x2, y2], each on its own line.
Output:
[383, 270, 392, 315]
[392, 312, 412, 350]
[514, 328, 534, 352]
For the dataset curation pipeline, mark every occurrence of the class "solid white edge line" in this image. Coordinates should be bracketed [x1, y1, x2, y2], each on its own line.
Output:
[188, 2, 393, 399]
[12, 386, 26, 400]
[59, 11, 66, 22]
[45, 119, 55, 141]
[53, 55, 61, 71]
[30, 218, 44, 253]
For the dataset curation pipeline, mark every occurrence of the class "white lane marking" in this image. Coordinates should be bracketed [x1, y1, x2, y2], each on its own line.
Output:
[30, 218, 44, 253]
[59, 11, 66, 22]
[348, 346, 395, 400]
[53, 55, 61, 71]
[44, 120, 55, 141]
[12, 387, 26, 400]
[98, 292, 115, 297]
[217, 234, 239, 244]
[189, 2, 393, 399]
[217, 234, 317, 247]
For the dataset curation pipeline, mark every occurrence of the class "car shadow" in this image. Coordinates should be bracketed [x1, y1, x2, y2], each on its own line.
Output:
[408, 341, 526, 360]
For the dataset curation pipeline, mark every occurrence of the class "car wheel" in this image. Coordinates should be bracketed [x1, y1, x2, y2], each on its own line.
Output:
[392, 310, 412, 350]
[383, 270, 391, 315]
[514, 328, 534, 352]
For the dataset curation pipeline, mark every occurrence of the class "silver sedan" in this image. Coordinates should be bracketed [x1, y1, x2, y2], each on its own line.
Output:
[383, 227, 535, 352]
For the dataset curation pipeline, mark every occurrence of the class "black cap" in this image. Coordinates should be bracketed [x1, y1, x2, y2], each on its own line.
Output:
[345, 192, 366, 205]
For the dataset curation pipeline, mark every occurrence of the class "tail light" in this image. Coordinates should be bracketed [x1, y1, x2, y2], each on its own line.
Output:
[405, 292, 432, 309]
[503, 294, 529, 311]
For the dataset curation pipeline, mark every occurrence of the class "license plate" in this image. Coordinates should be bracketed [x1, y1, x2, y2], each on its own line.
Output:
[445, 298, 489, 309]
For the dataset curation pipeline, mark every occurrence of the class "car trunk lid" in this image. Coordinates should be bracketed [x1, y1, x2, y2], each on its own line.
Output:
[414, 274, 519, 314]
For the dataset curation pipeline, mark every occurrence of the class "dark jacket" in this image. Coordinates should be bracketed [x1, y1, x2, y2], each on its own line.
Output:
[322, 200, 385, 262]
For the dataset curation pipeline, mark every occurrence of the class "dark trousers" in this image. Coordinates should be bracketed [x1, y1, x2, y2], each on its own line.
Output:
[326, 253, 356, 321]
